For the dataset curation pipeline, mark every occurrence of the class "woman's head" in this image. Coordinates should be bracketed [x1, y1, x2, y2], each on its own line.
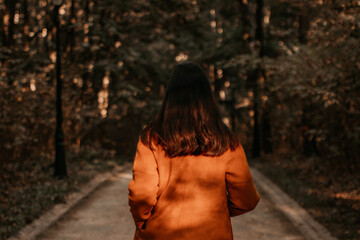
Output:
[142, 62, 239, 157]
[163, 62, 216, 125]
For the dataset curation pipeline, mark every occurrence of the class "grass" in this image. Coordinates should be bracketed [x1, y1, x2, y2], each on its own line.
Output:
[0, 147, 128, 240]
[251, 153, 360, 240]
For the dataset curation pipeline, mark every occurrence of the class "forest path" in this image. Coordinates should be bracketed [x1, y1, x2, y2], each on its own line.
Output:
[34, 169, 310, 240]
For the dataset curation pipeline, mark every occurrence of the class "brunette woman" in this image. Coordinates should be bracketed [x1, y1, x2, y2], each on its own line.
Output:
[128, 62, 260, 240]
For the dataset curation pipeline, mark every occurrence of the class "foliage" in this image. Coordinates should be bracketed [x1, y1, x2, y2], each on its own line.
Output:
[264, 1, 360, 168]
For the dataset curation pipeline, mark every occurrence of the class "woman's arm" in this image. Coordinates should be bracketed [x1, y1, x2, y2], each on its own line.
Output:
[128, 138, 159, 229]
[225, 145, 260, 217]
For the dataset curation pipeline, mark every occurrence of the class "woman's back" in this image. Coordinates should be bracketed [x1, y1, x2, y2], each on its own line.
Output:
[128, 140, 260, 240]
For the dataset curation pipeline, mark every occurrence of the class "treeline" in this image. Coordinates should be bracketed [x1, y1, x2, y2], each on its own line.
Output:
[0, 0, 359, 189]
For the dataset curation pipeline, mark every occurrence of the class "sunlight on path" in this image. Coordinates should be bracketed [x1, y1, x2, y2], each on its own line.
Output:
[36, 171, 305, 240]
[231, 184, 305, 240]
[36, 175, 135, 240]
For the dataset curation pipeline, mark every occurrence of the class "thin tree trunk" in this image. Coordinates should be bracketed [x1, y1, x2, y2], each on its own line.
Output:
[23, 0, 28, 23]
[85, 0, 91, 42]
[252, 67, 261, 157]
[229, 85, 236, 132]
[0, 7, 6, 46]
[251, 0, 265, 157]
[255, 0, 265, 57]
[261, 67, 272, 153]
[298, 1, 309, 44]
[261, 105, 272, 153]
[68, 0, 75, 61]
[85, 0, 90, 20]
[5, 0, 17, 47]
[239, 0, 251, 52]
[301, 106, 318, 156]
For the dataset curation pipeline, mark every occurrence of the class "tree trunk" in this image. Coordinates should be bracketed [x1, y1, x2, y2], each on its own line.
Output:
[261, 104, 272, 153]
[23, 0, 28, 23]
[68, 0, 76, 61]
[251, 0, 266, 157]
[252, 68, 261, 158]
[255, 0, 265, 57]
[239, 0, 251, 52]
[85, 0, 90, 20]
[298, 2, 309, 44]
[246, 67, 261, 157]
[0, 7, 6, 46]
[85, 0, 93, 46]
[301, 106, 318, 156]
[53, 4, 67, 178]
[5, 0, 17, 47]
[261, 67, 272, 153]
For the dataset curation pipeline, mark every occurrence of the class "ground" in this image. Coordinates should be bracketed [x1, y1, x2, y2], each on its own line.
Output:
[32, 170, 310, 240]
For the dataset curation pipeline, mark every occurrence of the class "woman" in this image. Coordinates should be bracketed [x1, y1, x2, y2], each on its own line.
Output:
[128, 62, 260, 240]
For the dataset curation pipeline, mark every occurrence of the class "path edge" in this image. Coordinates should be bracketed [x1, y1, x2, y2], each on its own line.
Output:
[250, 167, 338, 240]
[7, 164, 131, 240]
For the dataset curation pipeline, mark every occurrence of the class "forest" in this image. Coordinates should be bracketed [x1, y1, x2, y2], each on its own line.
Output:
[0, 0, 359, 239]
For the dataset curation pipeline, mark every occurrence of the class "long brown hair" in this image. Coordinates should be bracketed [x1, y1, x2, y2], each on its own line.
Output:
[141, 62, 239, 157]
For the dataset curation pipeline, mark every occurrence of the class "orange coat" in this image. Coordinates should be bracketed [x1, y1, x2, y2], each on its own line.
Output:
[128, 139, 260, 240]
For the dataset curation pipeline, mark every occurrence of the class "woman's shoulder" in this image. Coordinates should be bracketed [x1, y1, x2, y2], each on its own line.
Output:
[138, 129, 162, 152]
[223, 143, 246, 160]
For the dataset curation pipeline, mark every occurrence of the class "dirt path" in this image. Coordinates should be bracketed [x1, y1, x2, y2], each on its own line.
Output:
[35, 171, 307, 240]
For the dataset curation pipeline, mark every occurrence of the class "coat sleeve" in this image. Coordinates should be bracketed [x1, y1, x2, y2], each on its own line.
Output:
[225, 145, 260, 217]
[128, 138, 159, 229]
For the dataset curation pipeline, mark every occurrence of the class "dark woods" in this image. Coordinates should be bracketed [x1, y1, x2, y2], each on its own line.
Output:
[1, 0, 359, 172]
[0, 0, 359, 239]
